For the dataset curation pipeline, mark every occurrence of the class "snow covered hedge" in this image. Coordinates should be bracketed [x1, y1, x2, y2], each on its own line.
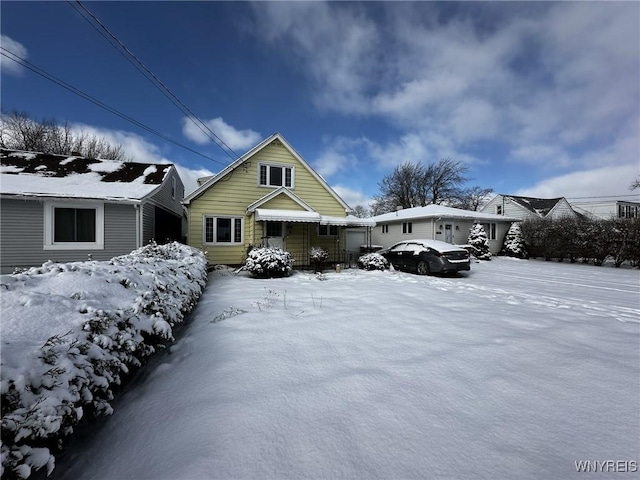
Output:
[244, 247, 294, 278]
[357, 253, 389, 271]
[309, 247, 329, 273]
[0, 242, 208, 479]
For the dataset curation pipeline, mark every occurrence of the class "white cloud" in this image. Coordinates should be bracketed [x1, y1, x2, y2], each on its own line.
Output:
[516, 164, 640, 199]
[1, 35, 28, 76]
[182, 117, 261, 152]
[250, 1, 639, 178]
[331, 184, 374, 211]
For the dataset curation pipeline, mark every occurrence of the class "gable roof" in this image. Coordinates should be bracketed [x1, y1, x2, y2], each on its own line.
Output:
[501, 195, 567, 217]
[0, 148, 174, 202]
[372, 204, 520, 223]
[246, 187, 315, 213]
[183, 133, 350, 211]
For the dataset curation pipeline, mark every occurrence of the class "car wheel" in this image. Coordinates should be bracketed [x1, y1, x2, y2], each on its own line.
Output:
[416, 260, 430, 275]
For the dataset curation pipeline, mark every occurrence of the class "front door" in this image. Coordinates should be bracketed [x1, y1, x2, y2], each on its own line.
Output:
[445, 224, 453, 243]
[265, 221, 285, 249]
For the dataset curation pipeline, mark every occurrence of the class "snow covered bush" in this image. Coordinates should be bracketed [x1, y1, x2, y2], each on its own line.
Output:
[0, 242, 208, 479]
[501, 223, 528, 259]
[309, 246, 329, 273]
[357, 252, 389, 271]
[467, 223, 492, 260]
[244, 247, 294, 278]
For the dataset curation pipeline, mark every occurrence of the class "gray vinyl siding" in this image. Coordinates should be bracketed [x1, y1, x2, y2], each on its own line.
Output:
[0, 198, 137, 274]
[142, 202, 155, 245]
[146, 168, 184, 216]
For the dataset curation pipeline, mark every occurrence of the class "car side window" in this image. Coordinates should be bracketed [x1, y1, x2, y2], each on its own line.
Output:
[404, 243, 422, 254]
[390, 243, 407, 253]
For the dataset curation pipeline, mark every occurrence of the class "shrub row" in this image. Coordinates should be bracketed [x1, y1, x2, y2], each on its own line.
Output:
[0, 242, 208, 479]
[520, 217, 640, 266]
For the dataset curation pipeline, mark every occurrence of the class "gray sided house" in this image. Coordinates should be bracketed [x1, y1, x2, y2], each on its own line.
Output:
[371, 204, 519, 254]
[0, 149, 184, 273]
[482, 194, 580, 220]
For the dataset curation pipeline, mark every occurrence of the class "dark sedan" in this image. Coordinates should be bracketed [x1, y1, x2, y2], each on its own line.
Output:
[379, 239, 471, 275]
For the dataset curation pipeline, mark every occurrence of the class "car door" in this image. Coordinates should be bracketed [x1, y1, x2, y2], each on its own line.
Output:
[386, 243, 407, 270]
[403, 243, 422, 271]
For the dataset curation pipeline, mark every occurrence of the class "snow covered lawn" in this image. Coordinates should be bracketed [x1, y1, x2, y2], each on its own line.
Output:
[53, 259, 639, 479]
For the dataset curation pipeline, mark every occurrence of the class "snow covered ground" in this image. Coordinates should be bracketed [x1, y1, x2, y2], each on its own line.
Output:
[45, 259, 640, 479]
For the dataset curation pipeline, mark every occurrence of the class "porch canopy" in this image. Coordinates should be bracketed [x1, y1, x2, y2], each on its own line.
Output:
[254, 208, 321, 223]
[254, 209, 375, 227]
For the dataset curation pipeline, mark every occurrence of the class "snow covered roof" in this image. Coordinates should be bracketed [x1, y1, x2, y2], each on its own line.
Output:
[321, 215, 376, 227]
[372, 204, 520, 223]
[0, 148, 174, 202]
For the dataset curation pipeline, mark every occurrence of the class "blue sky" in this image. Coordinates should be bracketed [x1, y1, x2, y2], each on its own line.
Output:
[1, 1, 639, 208]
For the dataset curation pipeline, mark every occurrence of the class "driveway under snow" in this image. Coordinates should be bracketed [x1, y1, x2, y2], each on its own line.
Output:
[53, 258, 639, 480]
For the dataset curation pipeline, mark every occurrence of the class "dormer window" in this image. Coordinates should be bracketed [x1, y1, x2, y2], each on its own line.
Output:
[259, 163, 294, 188]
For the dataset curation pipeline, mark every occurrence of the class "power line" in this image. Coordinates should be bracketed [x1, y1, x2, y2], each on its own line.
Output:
[567, 194, 640, 201]
[69, 0, 241, 162]
[0, 47, 228, 167]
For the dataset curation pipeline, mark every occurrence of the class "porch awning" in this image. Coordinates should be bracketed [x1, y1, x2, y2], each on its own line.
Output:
[254, 208, 321, 223]
[320, 215, 376, 227]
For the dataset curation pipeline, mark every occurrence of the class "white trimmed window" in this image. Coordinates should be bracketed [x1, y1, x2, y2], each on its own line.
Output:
[482, 223, 497, 240]
[258, 163, 294, 188]
[496, 205, 502, 215]
[318, 225, 338, 236]
[44, 202, 105, 250]
[381, 224, 389, 234]
[402, 222, 413, 234]
[204, 216, 243, 245]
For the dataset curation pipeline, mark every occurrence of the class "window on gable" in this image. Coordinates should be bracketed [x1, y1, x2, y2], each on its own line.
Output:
[204, 216, 243, 244]
[258, 163, 293, 188]
[402, 222, 413, 234]
[496, 205, 503, 215]
[318, 225, 339, 236]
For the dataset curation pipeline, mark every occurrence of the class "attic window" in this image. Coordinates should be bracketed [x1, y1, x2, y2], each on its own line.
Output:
[496, 205, 503, 215]
[259, 163, 293, 188]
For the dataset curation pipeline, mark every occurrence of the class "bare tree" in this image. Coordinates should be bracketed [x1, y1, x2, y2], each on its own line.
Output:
[631, 177, 640, 190]
[371, 158, 471, 214]
[426, 158, 469, 205]
[1, 110, 129, 160]
[350, 205, 371, 218]
[451, 186, 494, 211]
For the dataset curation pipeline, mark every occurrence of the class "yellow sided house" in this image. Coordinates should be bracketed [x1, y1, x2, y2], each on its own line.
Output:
[183, 133, 373, 267]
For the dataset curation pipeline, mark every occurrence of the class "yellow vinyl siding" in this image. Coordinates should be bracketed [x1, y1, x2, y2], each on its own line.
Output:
[188, 139, 348, 265]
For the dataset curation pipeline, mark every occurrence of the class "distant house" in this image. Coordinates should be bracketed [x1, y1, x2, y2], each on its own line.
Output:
[0, 148, 184, 273]
[568, 199, 640, 220]
[481, 194, 580, 220]
[183, 133, 373, 267]
[370, 204, 519, 254]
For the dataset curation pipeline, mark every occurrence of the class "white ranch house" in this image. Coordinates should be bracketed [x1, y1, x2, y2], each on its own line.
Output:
[371, 205, 519, 255]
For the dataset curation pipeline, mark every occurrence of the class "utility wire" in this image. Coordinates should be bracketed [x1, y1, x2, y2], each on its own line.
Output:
[69, 0, 241, 162]
[0, 47, 228, 167]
